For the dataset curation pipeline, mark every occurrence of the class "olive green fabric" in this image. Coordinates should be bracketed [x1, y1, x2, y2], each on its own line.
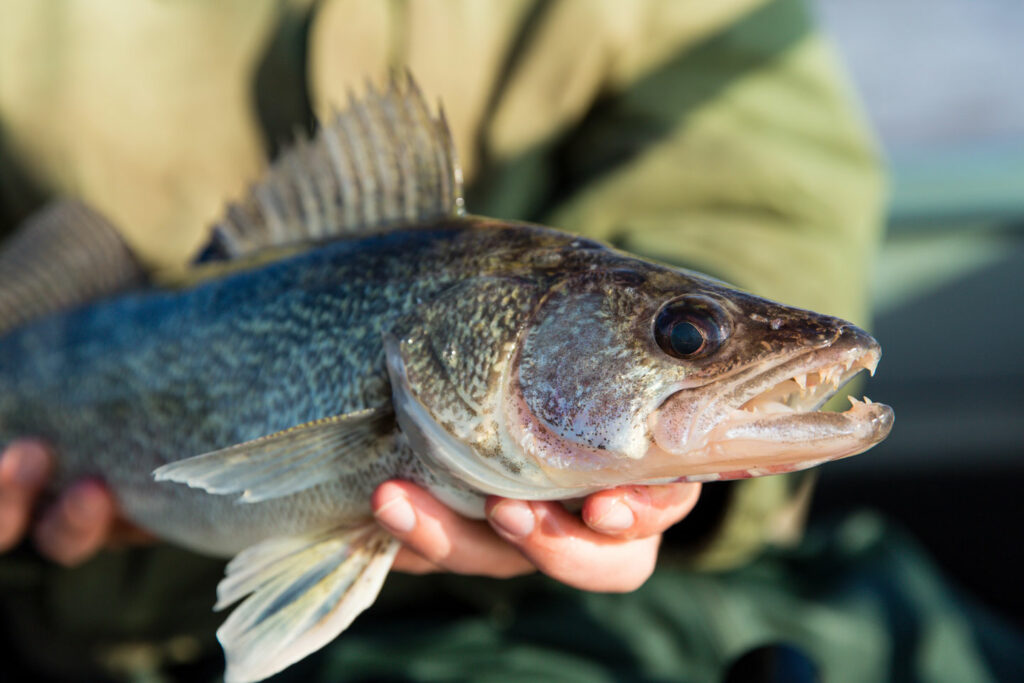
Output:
[0, 0, 920, 680]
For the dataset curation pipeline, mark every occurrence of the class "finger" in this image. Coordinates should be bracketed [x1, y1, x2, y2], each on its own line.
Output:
[486, 498, 661, 592]
[582, 483, 701, 539]
[0, 441, 53, 551]
[372, 480, 535, 579]
[391, 547, 443, 575]
[33, 479, 115, 567]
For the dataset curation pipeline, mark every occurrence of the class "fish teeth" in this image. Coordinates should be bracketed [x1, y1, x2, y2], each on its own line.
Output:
[865, 350, 880, 377]
[864, 396, 873, 404]
[819, 364, 840, 389]
[793, 374, 807, 393]
[847, 395, 863, 406]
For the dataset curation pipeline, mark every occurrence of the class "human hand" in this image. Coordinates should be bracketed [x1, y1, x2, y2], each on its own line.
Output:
[0, 440, 153, 566]
[1, 437, 702, 590]
[372, 480, 702, 592]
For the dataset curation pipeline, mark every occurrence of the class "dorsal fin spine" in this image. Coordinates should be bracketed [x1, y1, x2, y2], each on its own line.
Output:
[374, 84, 408, 223]
[354, 97, 379, 227]
[380, 79, 416, 223]
[254, 184, 286, 243]
[286, 139, 322, 238]
[322, 109, 356, 231]
[345, 91, 378, 227]
[437, 105, 463, 216]
[360, 82, 396, 225]
[404, 77, 443, 213]
[306, 135, 336, 237]
[201, 73, 464, 261]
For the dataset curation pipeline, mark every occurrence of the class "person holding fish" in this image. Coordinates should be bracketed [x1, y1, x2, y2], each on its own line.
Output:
[0, 1, 912, 682]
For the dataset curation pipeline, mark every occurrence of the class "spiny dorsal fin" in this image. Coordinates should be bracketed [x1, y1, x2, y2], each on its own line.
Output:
[0, 200, 145, 335]
[202, 73, 465, 261]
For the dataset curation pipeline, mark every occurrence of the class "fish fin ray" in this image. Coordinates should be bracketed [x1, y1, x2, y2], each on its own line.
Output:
[217, 524, 399, 683]
[0, 200, 145, 335]
[200, 73, 464, 262]
[152, 407, 393, 503]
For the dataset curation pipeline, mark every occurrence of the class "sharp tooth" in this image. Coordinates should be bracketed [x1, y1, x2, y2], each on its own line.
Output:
[794, 374, 807, 393]
[848, 395, 862, 406]
[864, 396, 873, 404]
[866, 351, 880, 377]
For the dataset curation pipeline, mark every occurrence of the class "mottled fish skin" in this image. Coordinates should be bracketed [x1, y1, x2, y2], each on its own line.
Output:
[0, 219, 591, 554]
[0, 215, 892, 557]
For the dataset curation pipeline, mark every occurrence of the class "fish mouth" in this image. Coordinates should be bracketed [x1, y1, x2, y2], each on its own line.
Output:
[647, 326, 894, 481]
[732, 327, 882, 416]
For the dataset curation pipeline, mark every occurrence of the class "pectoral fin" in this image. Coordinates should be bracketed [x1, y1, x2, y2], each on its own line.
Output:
[216, 523, 399, 683]
[153, 408, 393, 503]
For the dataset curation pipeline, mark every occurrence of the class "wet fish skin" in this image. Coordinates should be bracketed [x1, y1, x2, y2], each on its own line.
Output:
[0, 219, 611, 553]
[0, 216, 890, 553]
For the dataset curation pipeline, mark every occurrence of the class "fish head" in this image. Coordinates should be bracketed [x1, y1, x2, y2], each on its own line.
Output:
[387, 230, 892, 502]
[507, 257, 893, 489]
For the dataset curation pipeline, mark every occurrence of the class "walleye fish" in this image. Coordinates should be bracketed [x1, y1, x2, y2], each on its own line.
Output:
[0, 77, 892, 681]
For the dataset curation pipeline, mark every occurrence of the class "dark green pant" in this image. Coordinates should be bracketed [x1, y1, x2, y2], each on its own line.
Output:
[2, 512, 1020, 683]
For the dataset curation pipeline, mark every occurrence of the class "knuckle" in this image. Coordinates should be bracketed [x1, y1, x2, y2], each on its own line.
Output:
[410, 531, 455, 567]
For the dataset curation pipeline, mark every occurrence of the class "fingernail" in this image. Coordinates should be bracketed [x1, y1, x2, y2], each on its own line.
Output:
[591, 499, 635, 532]
[374, 494, 416, 534]
[489, 500, 535, 538]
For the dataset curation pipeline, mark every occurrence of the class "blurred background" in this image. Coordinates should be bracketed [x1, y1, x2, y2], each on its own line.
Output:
[809, 0, 1024, 632]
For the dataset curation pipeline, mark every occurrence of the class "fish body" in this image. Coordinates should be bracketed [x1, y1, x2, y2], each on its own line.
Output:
[0, 221, 612, 553]
[0, 79, 892, 682]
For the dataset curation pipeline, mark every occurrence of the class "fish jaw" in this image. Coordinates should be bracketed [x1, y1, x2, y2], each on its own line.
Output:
[647, 325, 893, 481]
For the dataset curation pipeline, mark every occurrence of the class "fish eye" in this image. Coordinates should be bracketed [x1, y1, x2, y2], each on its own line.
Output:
[653, 297, 726, 360]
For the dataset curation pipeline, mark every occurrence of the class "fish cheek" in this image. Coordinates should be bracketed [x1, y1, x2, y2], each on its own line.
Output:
[389, 278, 541, 471]
[517, 289, 665, 461]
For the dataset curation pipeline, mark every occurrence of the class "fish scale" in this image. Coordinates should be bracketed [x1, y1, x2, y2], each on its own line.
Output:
[0, 222, 582, 551]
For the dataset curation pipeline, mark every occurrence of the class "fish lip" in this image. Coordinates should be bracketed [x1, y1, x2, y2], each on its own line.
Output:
[724, 325, 882, 416]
